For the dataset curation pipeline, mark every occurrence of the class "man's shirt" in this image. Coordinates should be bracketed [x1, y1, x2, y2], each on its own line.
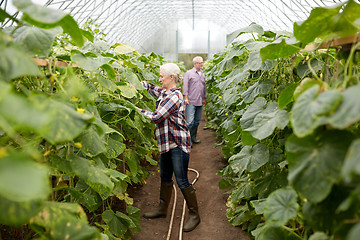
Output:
[139, 82, 191, 154]
[183, 67, 207, 106]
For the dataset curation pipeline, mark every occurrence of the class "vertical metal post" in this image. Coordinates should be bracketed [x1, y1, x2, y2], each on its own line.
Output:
[176, 29, 179, 62]
[207, 30, 210, 59]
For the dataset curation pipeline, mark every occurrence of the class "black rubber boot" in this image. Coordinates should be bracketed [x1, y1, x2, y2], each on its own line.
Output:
[181, 185, 200, 232]
[143, 181, 173, 218]
[189, 125, 200, 144]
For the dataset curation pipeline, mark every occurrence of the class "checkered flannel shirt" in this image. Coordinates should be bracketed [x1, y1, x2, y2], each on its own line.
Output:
[139, 81, 191, 154]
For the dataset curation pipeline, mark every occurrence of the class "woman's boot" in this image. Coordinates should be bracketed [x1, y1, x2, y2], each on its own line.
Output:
[181, 185, 200, 232]
[143, 181, 173, 218]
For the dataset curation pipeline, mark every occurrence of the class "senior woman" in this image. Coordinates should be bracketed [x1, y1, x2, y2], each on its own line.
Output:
[135, 63, 200, 232]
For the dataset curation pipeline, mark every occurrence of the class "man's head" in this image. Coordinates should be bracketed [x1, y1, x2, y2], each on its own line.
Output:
[192, 56, 204, 71]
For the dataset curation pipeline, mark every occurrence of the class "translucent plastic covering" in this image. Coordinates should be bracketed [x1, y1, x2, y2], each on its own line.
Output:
[2, 0, 346, 60]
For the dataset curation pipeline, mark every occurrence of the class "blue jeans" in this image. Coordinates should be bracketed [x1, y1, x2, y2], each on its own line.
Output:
[160, 147, 190, 189]
[186, 104, 202, 139]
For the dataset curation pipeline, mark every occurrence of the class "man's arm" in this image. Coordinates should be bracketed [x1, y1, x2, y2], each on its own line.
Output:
[183, 72, 189, 105]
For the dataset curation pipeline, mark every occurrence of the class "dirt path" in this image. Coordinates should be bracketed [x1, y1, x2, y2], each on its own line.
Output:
[129, 114, 251, 240]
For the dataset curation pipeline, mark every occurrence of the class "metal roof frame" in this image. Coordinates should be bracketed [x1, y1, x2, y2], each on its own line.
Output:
[1, 0, 348, 49]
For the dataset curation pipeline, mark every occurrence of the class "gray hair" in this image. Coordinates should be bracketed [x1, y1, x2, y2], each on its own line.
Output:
[160, 63, 183, 84]
[192, 56, 203, 64]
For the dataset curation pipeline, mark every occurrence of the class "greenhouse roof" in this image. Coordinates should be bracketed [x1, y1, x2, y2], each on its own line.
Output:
[2, 0, 346, 50]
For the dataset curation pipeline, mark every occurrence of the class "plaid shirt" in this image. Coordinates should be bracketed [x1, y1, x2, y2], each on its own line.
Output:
[139, 81, 191, 154]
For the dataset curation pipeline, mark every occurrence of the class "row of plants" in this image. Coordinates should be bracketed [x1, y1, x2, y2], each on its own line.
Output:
[204, 0, 360, 239]
[0, 0, 167, 239]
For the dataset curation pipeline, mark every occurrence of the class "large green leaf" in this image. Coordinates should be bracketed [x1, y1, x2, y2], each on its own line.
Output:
[260, 37, 300, 61]
[105, 133, 126, 159]
[264, 187, 299, 225]
[241, 79, 275, 103]
[331, 0, 360, 38]
[12, 25, 61, 58]
[308, 232, 331, 240]
[31, 201, 101, 239]
[246, 50, 262, 71]
[127, 205, 141, 233]
[69, 154, 114, 200]
[230, 179, 256, 203]
[286, 131, 353, 203]
[13, 0, 84, 46]
[218, 67, 249, 90]
[0, 150, 50, 202]
[71, 54, 112, 71]
[0, 43, 42, 81]
[41, 100, 94, 144]
[278, 83, 299, 109]
[255, 169, 288, 199]
[291, 86, 343, 137]
[124, 70, 145, 90]
[341, 139, 360, 183]
[241, 97, 289, 140]
[102, 210, 132, 238]
[229, 144, 269, 175]
[0, 194, 43, 226]
[228, 23, 264, 43]
[347, 222, 360, 240]
[260, 226, 302, 240]
[0, 84, 50, 132]
[79, 125, 106, 157]
[328, 83, 360, 129]
[293, 3, 343, 44]
[117, 84, 138, 98]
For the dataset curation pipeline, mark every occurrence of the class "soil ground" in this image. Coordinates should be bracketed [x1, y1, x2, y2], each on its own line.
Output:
[128, 114, 251, 240]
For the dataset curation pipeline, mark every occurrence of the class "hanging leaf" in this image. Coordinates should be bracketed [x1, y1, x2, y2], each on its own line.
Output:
[293, 4, 343, 44]
[0, 194, 43, 226]
[101, 64, 116, 80]
[97, 76, 118, 92]
[218, 67, 249, 90]
[241, 79, 275, 103]
[124, 70, 145, 90]
[328, 83, 360, 129]
[291, 86, 343, 137]
[102, 210, 133, 238]
[114, 43, 137, 54]
[278, 83, 299, 109]
[79, 125, 106, 157]
[0, 43, 42, 81]
[105, 133, 126, 159]
[308, 232, 331, 240]
[229, 144, 269, 175]
[286, 130, 353, 203]
[117, 84, 138, 98]
[241, 98, 289, 140]
[246, 50, 262, 71]
[264, 187, 299, 225]
[260, 37, 300, 61]
[13, 0, 84, 46]
[41, 100, 94, 144]
[0, 150, 50, 202]
[68, 154, 114, 200]
[341, 139, 360, 183]
[260, 226, 302, 240]
[295, 59, 324, 80]
[12, 25, 61, 58]
[31, 201, 101, 239]
[347, 222, 360, 240]
[71, 54, 112, 71]
[250, 199, 266, 215]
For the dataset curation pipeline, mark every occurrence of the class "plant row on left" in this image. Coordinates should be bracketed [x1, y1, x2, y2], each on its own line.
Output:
[0, 0, 165, 239]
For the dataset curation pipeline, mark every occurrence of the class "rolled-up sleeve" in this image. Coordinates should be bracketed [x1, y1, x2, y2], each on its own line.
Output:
[140, 94, 180, 124]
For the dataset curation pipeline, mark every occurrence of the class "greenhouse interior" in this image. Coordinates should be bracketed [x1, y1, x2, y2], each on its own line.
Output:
[2, 0, 360, 239]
